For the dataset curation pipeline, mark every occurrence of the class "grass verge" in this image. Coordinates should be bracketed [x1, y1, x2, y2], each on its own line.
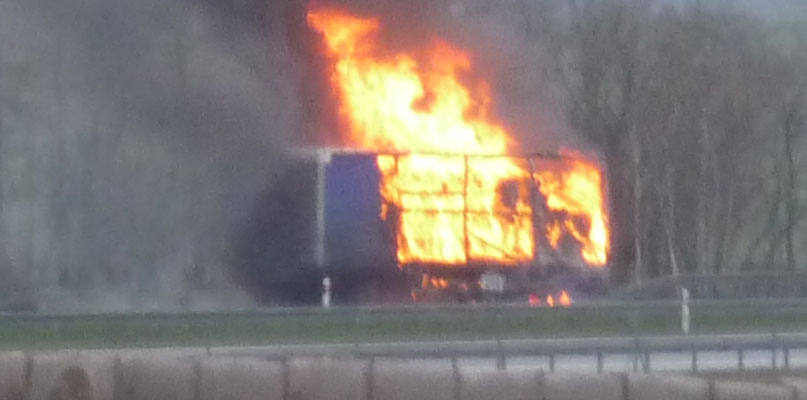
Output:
[0, 305, 805, 350]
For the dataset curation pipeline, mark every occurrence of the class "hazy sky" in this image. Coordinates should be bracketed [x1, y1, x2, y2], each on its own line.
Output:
[670, 0, 807, 19]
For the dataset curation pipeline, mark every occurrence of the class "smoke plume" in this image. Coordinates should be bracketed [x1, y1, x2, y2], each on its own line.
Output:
[0, 0, 303, 311]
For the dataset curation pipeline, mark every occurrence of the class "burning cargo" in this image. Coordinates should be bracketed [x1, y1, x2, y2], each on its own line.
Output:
[276, 6, 611, 303]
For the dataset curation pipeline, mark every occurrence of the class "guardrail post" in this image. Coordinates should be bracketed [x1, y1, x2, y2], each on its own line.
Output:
[642, 351, 650, 373]
[632, 336, 640, 373]
[771, 333, 778, 371]
[691, 349, 698, 373]
[784, 347, 790, 369]
[737, 349, 743, 370]
[496, 338, 506, 371]
[596, 352, 603, 374]
[772, 348, 778, 371]
[548, 354, 555, 373]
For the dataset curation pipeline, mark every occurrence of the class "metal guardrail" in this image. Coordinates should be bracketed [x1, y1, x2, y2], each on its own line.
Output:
[213, 333, 807, 373]
[3, 299, 807, 373]
[612, 272, 807, 300]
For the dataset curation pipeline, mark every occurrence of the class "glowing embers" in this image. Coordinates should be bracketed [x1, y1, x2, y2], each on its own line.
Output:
[422, 274, 449, 289]
[528, 290, 572, 308]
[379, 154, 534, 266]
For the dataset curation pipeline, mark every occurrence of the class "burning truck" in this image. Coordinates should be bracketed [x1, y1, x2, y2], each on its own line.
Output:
[278, 7, 611, 304]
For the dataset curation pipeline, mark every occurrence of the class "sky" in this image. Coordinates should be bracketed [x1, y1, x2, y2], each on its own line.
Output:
[674, 0, 807, 19]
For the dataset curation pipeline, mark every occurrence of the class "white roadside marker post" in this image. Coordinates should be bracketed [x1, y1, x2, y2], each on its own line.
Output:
[322, 276, 332, 309]
[681, 287, 690, 335]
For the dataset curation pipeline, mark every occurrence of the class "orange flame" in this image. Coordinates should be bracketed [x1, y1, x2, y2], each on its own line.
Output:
[307, 9, 512, 154]
[542, 291, 572, 308]
[534, 153, 609, 265]
[559, 290, 572, 306]
[307, 7, 608, 267]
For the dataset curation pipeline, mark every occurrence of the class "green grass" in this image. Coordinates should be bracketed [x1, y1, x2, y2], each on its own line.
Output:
[1, 305, 806, 350]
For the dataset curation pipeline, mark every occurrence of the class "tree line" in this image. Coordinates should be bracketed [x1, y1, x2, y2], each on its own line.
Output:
[522, 0, 807, 283]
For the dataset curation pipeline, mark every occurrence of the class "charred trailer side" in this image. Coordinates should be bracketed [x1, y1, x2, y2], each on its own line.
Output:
[275, 149, 607, 305]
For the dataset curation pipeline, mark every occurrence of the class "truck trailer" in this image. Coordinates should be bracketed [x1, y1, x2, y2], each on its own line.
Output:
[281, 148, 608, 305]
